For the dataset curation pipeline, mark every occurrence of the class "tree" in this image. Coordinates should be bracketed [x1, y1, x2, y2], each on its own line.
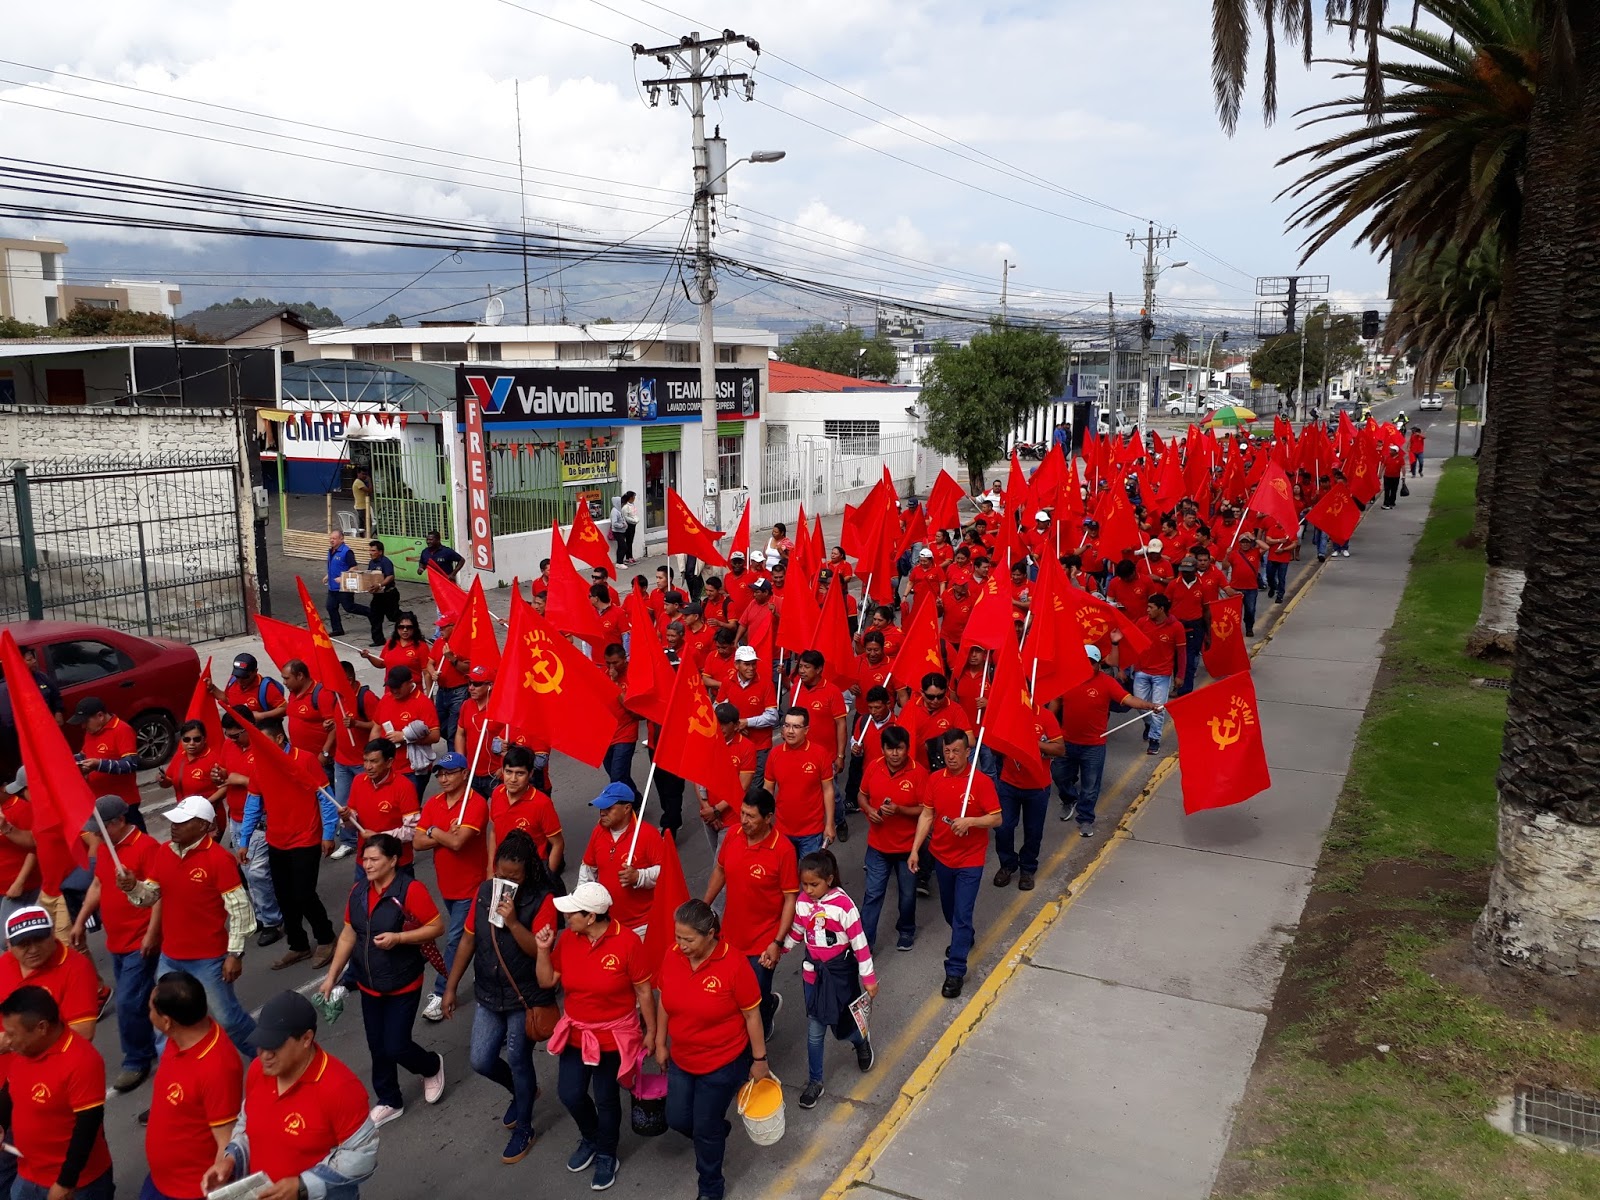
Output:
[204, 296, 344, 327]
[1212, 0, 1599, 981]
[1247, 306, 1362, 402]
[1172, 331, 1191, 361]
[919, 323, 1067, 487]
[0, 316, 47, 339]
[366, 313, 404, 329]
[777, 324, 900, 381]
[56, 303, 196, 339]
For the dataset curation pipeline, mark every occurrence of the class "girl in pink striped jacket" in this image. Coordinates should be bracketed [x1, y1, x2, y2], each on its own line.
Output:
[782, 849, 879, 1109]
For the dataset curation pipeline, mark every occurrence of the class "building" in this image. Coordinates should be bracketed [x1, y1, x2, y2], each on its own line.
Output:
[180, 305, 314, 361]
[0, 236, 181, 325]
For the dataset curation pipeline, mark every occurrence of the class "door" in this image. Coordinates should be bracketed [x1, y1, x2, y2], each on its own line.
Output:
[643, 451, 679, 531]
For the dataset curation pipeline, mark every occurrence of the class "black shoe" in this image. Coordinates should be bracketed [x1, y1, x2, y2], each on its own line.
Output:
[799, 1080, 824, 1109]
[856, 1037, 875, 1071]
[763, 991, 783, 1041]
[992, 867, 1014, 888]
[1060, 805, 1075, 822]
[835, 821, 850, 843]
[137, 1108, 150, 1126]
[1019, 872, 1035, 891]
[915, 879, 931, 898]
[941, 974, 964, 999]
[257, 925, 284, 948]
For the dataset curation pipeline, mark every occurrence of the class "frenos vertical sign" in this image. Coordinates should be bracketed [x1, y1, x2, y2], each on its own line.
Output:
[461, 376, 504, 570]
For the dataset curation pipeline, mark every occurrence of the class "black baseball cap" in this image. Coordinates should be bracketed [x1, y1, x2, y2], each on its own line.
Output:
[67, 697, 107, 725]
[385, 666, 414, 688]
[249, 990, 318, 1050]
[231, 653, 259, 679]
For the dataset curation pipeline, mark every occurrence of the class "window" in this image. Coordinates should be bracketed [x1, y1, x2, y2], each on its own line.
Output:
[40, 253, 60, 282]
[45, 369, 86, 406]
[43, 296, 57, 324]
[716, 345, 738, 363]
[558, 342, 594, 362]
[45, 639, 134, 687]
[354, 344, 413, 362]
[474, 342, 503, 362]
[717, 434, 744, 491]
[666, 342, 699, 363]
[78, 297, 118, 311]
[420, 343, 469, 362]
[824, 419, 880, 455]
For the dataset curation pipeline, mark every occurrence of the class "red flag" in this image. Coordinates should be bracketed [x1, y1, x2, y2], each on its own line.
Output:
[446, 576, 502, 671]
[1065, 584, 1151, 655]
[567, 502, 616, 577]
[640, 832, 692, 977]
[666, 488, 728, 567]
[775, 563, 821, 654]
[894, 504, 928, 561]
[1028, 448, 1067, 512]
[294, 579, 362, 754]
[1146, 449, 1186, 514]
[1165, 674, 1271, 813]
[1022, 557, 1096, 702]
[487, 595, 615, 767]
[1059, 453, 1085, 518]
[622, 592, 675, 726]
[1247, 462, 1298, 537]
[994, 508, 1029, 572]
[1308, 482, 1362, 546]
[185, 657, 226, 754]
[1200, 594, 1253, 679]
[1003, 451, 1028, 521]
[959, 573, 1016, 659]
[926, 469, 964, 532]
[852, 495, 899, 606]
[234, 708, 329, 797]
[427, 563, 469, 620]
[809, 514, 826, 573]
[1092, 484, 1142, 559]
[808, 576, 859, 689]
[546, 523, 611, 646]
[1348, 432, 1382, 506]
[729, 500, 753, 563]
[0, 631, 97, 872]
[653, 663, 745, 811]
[253, 614, 314, 674]
[981, 637, 1043, 776]
[890, 593, 945, 688]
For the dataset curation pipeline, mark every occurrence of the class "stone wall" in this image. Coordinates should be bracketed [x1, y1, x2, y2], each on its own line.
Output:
[0, 405, 240, 460]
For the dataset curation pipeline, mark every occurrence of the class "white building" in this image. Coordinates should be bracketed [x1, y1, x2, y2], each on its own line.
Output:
[0, 236, 180, 325]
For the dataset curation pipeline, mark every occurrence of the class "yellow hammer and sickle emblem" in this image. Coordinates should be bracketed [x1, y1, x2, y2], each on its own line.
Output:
[523, 632, 564, 694]
[683, 517, 701, 534]
[1209, 703, 1244, 750]
[687, 701, 717, 738]
[925, 648, 941, 666]
[1272, 478, 1288, 498]
[313, 629, 331, 650]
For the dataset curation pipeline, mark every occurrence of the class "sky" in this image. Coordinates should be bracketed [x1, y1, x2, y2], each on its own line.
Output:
[0, 0, 1395, 338]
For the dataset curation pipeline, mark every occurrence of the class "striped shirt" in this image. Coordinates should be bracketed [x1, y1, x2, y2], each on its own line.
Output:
[782, 886, 876, 989]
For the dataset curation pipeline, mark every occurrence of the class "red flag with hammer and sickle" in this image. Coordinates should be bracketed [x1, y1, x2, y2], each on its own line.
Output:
[652, 656, 745, 809]
[446, 576, 502, 671]
[1308, 482, 1362, 546]
[1164, 673, 1271, 813]
[1246, 461, 1298, 538]
[666, 488, 728, 567]
[567, 501, 617, 577]
[487, 592, 614, 767]
[1200, 594, 1252, 679]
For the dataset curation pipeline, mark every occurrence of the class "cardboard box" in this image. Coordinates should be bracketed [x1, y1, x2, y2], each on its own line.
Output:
[341, 569, 385, 593]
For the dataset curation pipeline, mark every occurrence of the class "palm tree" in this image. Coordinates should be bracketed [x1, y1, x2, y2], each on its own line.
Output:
[1385, 233, 1500, 414]
[1210, 0, 1599, 980]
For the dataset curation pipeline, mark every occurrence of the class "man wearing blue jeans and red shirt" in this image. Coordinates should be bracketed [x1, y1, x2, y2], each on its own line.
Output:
[909, 730, 1002, 999]
[1055, 647, 1163, 834]
[414, 753, 488, 1023]
[992, 700, 1065, 892]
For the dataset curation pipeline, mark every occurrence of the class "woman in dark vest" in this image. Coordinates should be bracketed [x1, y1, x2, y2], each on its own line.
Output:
[318, 833, 446, 1128]
[441, 830, 563, 1165]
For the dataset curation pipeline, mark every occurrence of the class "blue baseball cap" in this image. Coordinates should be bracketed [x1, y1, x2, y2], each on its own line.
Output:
[590, 782, 636, 810]
[435, 752, 468, 772]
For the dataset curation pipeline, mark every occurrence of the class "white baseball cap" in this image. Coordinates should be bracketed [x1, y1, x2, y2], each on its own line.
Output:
[733, 645, 759, 662]
[167, 795, 218, 824]
[918, 547, 934, 559]
[554, 881, 614, 914]
[1034, 510, 1050, 522]
[1142, 538, 1164, 555]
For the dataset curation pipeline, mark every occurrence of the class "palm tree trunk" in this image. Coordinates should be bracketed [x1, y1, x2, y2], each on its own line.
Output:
[1465, 40, 1574, 660]
[1475, 7, 1600, 975]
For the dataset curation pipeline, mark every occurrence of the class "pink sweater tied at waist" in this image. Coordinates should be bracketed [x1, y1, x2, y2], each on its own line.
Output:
[546, 1011, 645, 1090]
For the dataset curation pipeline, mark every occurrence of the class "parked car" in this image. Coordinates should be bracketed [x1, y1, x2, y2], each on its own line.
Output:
[1418, 392, 1445, 410]
[0, 620, 200, 775]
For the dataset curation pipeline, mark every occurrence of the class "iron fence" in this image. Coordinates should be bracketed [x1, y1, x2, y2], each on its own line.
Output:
[0, 451, 249, 641]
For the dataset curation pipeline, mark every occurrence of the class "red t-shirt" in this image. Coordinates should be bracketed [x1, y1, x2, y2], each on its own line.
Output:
[219, 742, 252, 824]
[431, 638, 469, 690]
[999, 705, 1061, 790]
[165, 748, 224, 807]
[906, 700, 974, 770]
[589, 605, 630, 667]
[331, 687, 376, 770]
[488, 786, 562, 862]
[717, 829, 799, 956]
[550, 920, 650, 1050]
[657, 942, 761, 1075]
[853, 654, 893, 699]
[146, 1020, 244, 1199]
[0, 794, 37, 894]
[1166, 576, 1208, 623]
[923, 768, 999, 869]
[1226, 547, 1263, 591]
[223, 677, 284, 718]
[762, 740, 834, 837]
[722, 571, 755, 622]
[343, 878, 439, 996]
[255, 746, 325, 852]
[1130, 616, 1185, 677]
[419, 790, 490, 901]
[379, 639, 431, 678]
[82, 715, 141, 809]
[939, 593, 974, 648]
[721, 675, 775, 750]
[8, 1029, 113, 1188]
[346, 770, 420, 865]
[581, 817, 663, 930]
[608, 685, 641, 748]
[243, 1048, 368, 1184]
[1105, 575, 1151, 614]
[1058, 675, 1135, 745]
[284, 685, 335, 757]
[714, 734, 758, 830]
[793, 681, 847, 762]
[92, 827, 158, 953]
[456, 698, 507, 777]
[147, 838, 243, 960]
[0, 942, 99, 1026]
[860, 759, 927, 855]
[370, 691, 440, 776]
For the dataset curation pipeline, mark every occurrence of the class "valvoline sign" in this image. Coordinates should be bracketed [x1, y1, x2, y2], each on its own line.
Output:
[457, 366, 760, 426]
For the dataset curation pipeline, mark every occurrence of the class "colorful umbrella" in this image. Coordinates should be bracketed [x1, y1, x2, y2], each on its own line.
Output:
[1203, 405, 1259, 427]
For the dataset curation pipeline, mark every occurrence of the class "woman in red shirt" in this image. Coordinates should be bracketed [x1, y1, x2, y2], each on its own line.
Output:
[653, 899, 771, 1200]
[360, 612, 433, 684]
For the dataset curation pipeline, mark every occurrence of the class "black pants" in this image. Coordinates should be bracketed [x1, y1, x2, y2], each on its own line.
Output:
[1382, 476, 1401, 507]
[655, 767, 686, 839]
[368, 588, 401, 643]
[360, 987, 441, 1110]
[325, 589, 371, 637]
[266, 845, 335, 952]
[616, 526, 636, 561]
[558, 1045, 623, 1155]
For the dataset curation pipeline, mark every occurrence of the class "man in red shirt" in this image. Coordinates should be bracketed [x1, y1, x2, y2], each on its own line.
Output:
[938, 580, 974, 662]
[993, 701, 1065, 891]
[1225, 532, 1264, 637]
[145, 970, 245, 1200]
[852, 632, 894, 705]
[791, 650, 848, 831]
[0, 906, 100, 1037]
[370, 666, 441, 805]
[909, 729, 1002, 999]
[722, 553, 755, 622]
[281, 660, 337, 763]
[0, 986, 114, 1199]
[907, 547, 945, 614]
[1381, 439, 1405, 508]
[703, 788, 798, 1038]
[1055, 647, 1160, 834]
[343, 739, 420, 868]
[214, 710, 286, 945]
[698, 705, 757, 855]
[486, 745, 564, 875]
[859, 725, 927, 952]
[67, 697, 144, 829]
[589, 582, 630, 668]
[603, 644, 643, 804]
[579, 783, 663, 936]
[415, 752, 489, 1023]
[761, 709, 836, 858]
[221, 653, 287, 722]
[204, 991, 377, 1198]
[720, 647, 778, 780]
[1125, 593, 1184, 754]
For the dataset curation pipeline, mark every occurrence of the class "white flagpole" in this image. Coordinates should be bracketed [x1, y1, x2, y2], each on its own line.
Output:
[624, 760, 659, 864]
[1105, 710, 1161, 738]
[958, 725, 987, 819]
[93, 807, 124, 873]
[458, 720, 491, 823]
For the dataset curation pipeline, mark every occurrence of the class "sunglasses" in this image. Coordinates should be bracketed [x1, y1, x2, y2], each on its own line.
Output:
[397, 625, 418, 632]
[923, 691, 946, 700]
[180, 735, 205, 744]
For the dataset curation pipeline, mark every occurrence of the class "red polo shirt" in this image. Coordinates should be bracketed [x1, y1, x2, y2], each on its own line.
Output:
[720, 674, 775, 750]
[999, 706, 1061, 790]
[716, 829, 799, 957]
[905, 700, 974, 770]
[146, 1019, 244, 1200]
[0, 795, 36, 894]
[370, 690, 440, 776]
[1130, 616, 1185, 677]
[1166, 576, 1208, 623]
[581, 817, 662, 930]
[489, 785, 561, 861]
[550, 920, 649, 1050]
[713, 734, 757, 830]
[165, 748, 225, 807]
[82, 715, 141, 810]
[923, 768, 999, 869]
[657, 941, 761, 1075]
[0, 942, 99, 1025]
[7, 1029, 112, 1188]
[219, 742, 253, 823]
[242, 1047, 368, 1184]
[419, 790, 490, 901]
[255, 746, 325, 852]
[762, 740, 833, 838]
[346, 770, 420, 865]
[91, 826, 157, 953]
[1058, 676, 1135, 746]
[860, 759, 927, 855]
[223, 677, 284, 718]
[793, 681, 847, 762]
[589, 605, 630, 667]
[853, 654, 893, 699]
[284, 685, 335, 757]
[147, 838, 244, 960]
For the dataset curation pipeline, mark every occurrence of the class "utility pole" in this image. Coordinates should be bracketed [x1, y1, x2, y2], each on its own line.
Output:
[1001, 259, 1016, 324]
[1107, 291, 1117, 420]
[1128, 222, 1177, 432]
[514, 81, 531, 326]
[635, 30, 761, 533]
[1319, 307, 1332, 413]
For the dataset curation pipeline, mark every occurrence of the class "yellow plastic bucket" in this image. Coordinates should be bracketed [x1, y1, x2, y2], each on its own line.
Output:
[737, 1074, 786, 1145]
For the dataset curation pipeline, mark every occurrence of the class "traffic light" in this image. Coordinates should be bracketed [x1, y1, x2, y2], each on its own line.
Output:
[1361, 309, 1381, 339]
[1140, 316, 1155, 340]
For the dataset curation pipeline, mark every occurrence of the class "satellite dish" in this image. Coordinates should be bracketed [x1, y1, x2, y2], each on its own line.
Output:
[483, 295, 505, 327]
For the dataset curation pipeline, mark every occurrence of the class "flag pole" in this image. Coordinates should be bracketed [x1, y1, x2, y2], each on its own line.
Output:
[958, 725, 986, 819]
[1105, 710, 1162, 738]
[332, 694, 360, 753]
[93, 806, 124, 874]
[855, 574, 873, 635]
[458, 720, 491, 823]
[625, 760, 658, 864]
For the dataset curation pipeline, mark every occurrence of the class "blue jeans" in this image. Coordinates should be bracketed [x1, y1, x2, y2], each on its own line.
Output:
[226, 818, 281, 928]
[433, 897, 472, 997]
[435, 684, 468, 745]
[140, 1173, 188, 1200]
[325, 589, 370, 636]
[333, 762, 362, 849]
[977, 745, 1002, 796]
[603, 742, 641, 804]
[1264, 559, 1288, 600]
[1131, 672, 1172, 744]
[111, 948, 158, 1072]
[787, 833, 824, 861]
[470, 1004, 537, 1135]
[666, 1048, 752, 1200]
[995, 781, 1049, 874]
[747, 955, 778, 1033]
[1054, 742, 1107, 826]
[932, 860, 982, 979]
[159, 953, 256, 1057]
[1312, 527, 1330, 558]
[1178, 618, 1205, 695]
[558, 1045, 623, 1155]
[16, 1170, 113, 1200]
[803, 979, 863, 1083]
[860, 847, 915, 948]
[1240, 588, 1259, 636]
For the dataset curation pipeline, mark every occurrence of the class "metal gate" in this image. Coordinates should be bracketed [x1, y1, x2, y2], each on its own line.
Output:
[0, 451, 249, 641]
[365, 438, 452, 582]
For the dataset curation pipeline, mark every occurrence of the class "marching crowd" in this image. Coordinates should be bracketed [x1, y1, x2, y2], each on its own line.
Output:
[0, 413, 1409, 1199]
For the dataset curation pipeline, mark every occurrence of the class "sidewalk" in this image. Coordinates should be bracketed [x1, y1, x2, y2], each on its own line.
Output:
[825, 467, 1440, 1200]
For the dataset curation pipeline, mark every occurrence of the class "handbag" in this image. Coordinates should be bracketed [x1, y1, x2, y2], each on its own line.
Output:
[1400, 480, 1410, 497]
[489, 915, 560, 1042]
[629, 1052, 669, 1137]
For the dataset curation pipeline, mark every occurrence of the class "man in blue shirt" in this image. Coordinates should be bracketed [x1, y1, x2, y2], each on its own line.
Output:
[324, 532, 371, 637]
[364, 539, 400, 645]
[416, 530, 465, 583]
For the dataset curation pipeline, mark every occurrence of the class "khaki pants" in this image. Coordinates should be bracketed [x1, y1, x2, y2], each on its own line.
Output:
[39, 891, 71, 942]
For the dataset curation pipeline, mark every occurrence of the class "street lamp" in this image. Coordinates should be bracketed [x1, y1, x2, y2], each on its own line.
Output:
[1001, 260, 1017, 324]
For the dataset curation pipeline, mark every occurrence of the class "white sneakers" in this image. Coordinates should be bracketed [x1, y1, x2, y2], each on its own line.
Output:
[370, 1104, 404, 1128]
[424, 1057, 446, 1104]
[421, 994, 445, 1022]
[329, 844, 353, 860]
